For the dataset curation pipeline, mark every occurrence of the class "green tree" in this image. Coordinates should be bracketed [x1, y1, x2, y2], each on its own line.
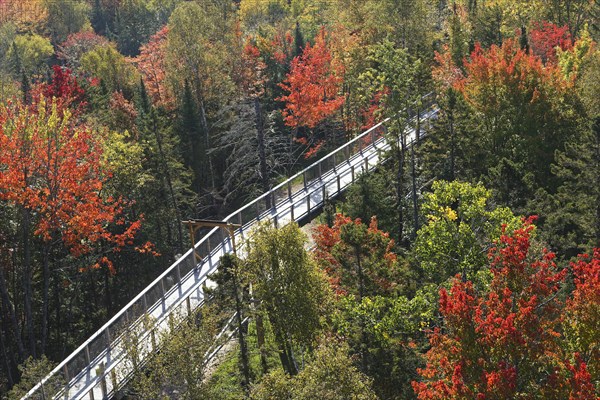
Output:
[166, 1, 235, 192]
[7, 356, 62, 400]
[359, 40, 430, 244]
[113, 0, 178, 57]
[251, 341, 377, 400]
[414, 181, 519, 283]
[43, 0, 90, 45]
[210, 254, 252, 392]
[245, 222, 330, 376]
[332, 289, 436, 400]
[131, 306, 222, 400]
[342, 170, 398, 235]
[7, 33, 53, 79]
[534, 49, 600, 256]
[79, 43, 139, 97]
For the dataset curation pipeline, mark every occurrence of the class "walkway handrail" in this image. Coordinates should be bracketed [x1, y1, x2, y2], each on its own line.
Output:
[23, 94, 436, 400]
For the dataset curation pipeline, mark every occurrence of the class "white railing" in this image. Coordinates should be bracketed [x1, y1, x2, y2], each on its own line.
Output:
[22, 99, 437, 400]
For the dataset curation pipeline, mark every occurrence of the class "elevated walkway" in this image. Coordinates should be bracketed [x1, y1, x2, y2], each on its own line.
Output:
[23, 105, 438, 400]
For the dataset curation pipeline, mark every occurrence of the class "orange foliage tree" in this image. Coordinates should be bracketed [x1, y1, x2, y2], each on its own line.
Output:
[0, 92, 151, 355]
[412, 218, 599, 399]
[132, 26, 173, 109]
[453, 38, 577, 189]
[0, 96, 145, 273]
[279, 28, 345, 155]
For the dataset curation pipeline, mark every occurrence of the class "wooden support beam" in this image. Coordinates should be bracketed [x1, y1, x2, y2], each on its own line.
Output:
[182, 219, 242, 259]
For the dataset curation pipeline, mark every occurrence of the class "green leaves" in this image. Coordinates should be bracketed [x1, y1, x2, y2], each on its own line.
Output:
[251, 341, 377, 400]
[245, 222, 331, 373]
[414, 181, 519, 282]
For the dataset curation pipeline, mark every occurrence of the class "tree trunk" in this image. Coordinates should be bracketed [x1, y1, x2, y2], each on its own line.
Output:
[152, 113, 184, 253]
[22, 206, 36, 358]
[199, 100, 216, 191]
[255, 312, 268, 375]
[54, 273, 61, 353]
[267, 307, 297, 375]
[255, 98, 270, 208]
[232, 274, 250, 392]
[0, 266, 25, 358]
[395, 118, 406, 246]
[104, 267, 112, 317]
[411, 109, 421, 240]
[0, 313, 14, 387]
[41, 243, 50, 354]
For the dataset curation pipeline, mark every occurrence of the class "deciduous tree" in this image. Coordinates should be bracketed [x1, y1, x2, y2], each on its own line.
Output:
[413, 219, 598, 399]
[279, 27, 345, 154]
[245, 222, 330, 376]
[0, 95, 145, 357]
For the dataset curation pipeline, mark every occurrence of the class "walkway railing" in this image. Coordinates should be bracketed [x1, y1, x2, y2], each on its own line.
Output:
[23, 98, 437, 400]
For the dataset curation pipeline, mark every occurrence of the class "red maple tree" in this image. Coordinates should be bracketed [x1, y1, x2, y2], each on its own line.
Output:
[132, 26, 174, 109]
[279, 28, 345, 149]
[529, 21, 573, 64]
[36, 65, 87, 114]
[0, 96, 150, 274]
[412, 218, 599, 399]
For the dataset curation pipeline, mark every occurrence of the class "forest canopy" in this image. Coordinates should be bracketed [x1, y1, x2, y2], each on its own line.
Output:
[0, 0, 599, 398]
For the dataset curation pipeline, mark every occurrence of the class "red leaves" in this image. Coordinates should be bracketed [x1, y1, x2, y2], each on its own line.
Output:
[565, 354, 596, 400]
[131, 26, 174, 109]
[456, 39, 570, 114]
[0, 96, 147, 274]
[414, 218, 599, 399]
[279, 28, 345, 132]
[37, 65, 87, 113]
[313, 213, 398, 297]
[529, 21, 573, 64]
[564, 249, 600, 383]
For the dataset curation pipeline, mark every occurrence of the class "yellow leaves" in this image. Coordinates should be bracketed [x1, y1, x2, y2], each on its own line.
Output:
[0, 0, 48, 33]
[445, 206, 458, 222]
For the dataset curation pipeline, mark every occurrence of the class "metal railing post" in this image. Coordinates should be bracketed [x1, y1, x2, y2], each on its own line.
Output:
[85, 345, 91, 367]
